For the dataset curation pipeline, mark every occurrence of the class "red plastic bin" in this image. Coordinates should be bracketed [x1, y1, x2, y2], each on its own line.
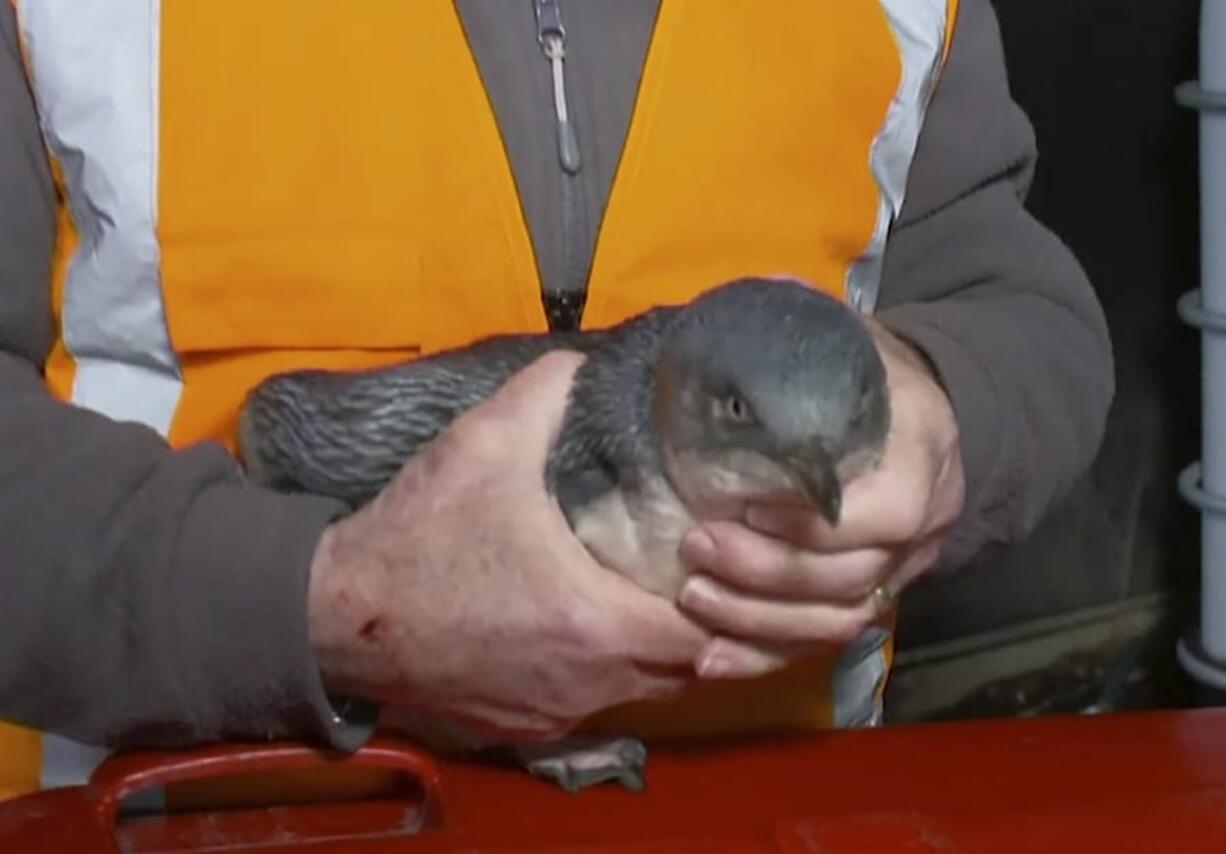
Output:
[1, 708, 1225, 852]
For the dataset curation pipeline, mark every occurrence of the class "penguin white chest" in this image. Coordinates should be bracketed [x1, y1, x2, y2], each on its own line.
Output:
[569, 477, 697, 601]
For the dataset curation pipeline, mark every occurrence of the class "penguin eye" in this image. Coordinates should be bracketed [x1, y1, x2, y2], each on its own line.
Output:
[720, 393, 754, 423]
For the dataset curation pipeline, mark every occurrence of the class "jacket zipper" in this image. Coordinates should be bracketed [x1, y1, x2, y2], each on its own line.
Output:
[533, 0, 588, 331]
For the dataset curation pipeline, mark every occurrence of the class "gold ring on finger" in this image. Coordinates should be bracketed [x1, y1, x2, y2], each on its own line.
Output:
[872, 583, 896, 617]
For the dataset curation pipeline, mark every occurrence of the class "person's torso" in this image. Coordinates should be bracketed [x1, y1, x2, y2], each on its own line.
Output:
[7, 0, 956, 792]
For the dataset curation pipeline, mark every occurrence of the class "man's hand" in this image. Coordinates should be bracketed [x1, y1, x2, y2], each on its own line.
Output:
[677, 322, 965, 679]
[306, 351, 708, 742]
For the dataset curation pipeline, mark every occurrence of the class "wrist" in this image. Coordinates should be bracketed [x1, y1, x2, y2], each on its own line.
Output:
[870, 319, 959, 435]
[868, 317, 965, 518]
[868, 317, 943, 388]
[308, 520, 373, 694]
[307, 519, 384, 744]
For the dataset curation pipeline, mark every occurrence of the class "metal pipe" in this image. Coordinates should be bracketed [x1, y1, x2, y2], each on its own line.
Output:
[1175, 0, 1226, 691]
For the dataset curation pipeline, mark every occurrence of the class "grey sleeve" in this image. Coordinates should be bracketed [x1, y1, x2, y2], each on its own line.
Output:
[0, 6, 369, 751]
[875, 0, 1115, 570]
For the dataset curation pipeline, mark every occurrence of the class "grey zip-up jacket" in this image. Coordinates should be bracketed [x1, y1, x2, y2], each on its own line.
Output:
[0, 0, 1113, 751]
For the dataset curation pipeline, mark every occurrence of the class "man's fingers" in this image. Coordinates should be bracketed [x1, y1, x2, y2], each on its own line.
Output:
[887, 529, 948, 594]
[745, 468, 929, 553]
[615, 594, 710, 667]
[678, 574, 879, 646]
[459, 349, 587, 471]
[619, 666, 694, 705]
[696, 637, 796, 680]
[557, 664, 691, 721]
[590, 569, 710, 667]
[681, 522, 893, 601]
[446, 703, 576, 744]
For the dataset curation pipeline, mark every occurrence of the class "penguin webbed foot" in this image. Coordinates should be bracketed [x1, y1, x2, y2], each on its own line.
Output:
[484, 736, 648, 793]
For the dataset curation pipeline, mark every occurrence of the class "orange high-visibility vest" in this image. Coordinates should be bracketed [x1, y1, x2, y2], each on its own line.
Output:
[2, 0, 958, 800]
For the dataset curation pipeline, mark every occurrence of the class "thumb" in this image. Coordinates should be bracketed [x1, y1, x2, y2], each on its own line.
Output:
[593, 570, 710, 667]
[480, 349, 586, 470]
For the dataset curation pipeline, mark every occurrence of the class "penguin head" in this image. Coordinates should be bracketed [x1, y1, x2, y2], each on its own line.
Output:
[653, 277, 891, 524]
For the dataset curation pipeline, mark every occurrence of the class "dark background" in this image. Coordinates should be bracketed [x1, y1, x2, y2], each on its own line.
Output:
[897, 0, 1205, 649]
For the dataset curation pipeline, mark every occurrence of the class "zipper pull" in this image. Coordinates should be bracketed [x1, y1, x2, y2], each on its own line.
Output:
[533, 0, 582, 175]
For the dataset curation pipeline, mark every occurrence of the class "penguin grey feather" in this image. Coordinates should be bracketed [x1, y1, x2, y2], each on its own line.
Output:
[236, 276, 891, 789]
[239, 277, 890, 598]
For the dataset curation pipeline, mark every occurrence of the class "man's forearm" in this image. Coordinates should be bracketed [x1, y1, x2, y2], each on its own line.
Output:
[875, 0, 1114, 569]
[2, 2, 367, 751]
[877, 181, 1112, 569]
[0, 353, 361, 748]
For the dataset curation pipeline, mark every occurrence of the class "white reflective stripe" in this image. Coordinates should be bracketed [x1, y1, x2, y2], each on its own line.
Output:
[846, 0, 952, 313]
[16, 0, 177, 789]
[831, 626, 891, 728]
[71, 358, 183, 434]
[17, 0, 177, 384]
[37, 737, 111, 790]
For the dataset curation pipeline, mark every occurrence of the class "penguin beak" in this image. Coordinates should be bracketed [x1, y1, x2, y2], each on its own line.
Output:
[790, 451, 842, 526]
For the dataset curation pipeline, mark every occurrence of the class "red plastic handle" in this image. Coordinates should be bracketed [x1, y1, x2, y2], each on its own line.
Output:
[87, 737, 446, 831]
